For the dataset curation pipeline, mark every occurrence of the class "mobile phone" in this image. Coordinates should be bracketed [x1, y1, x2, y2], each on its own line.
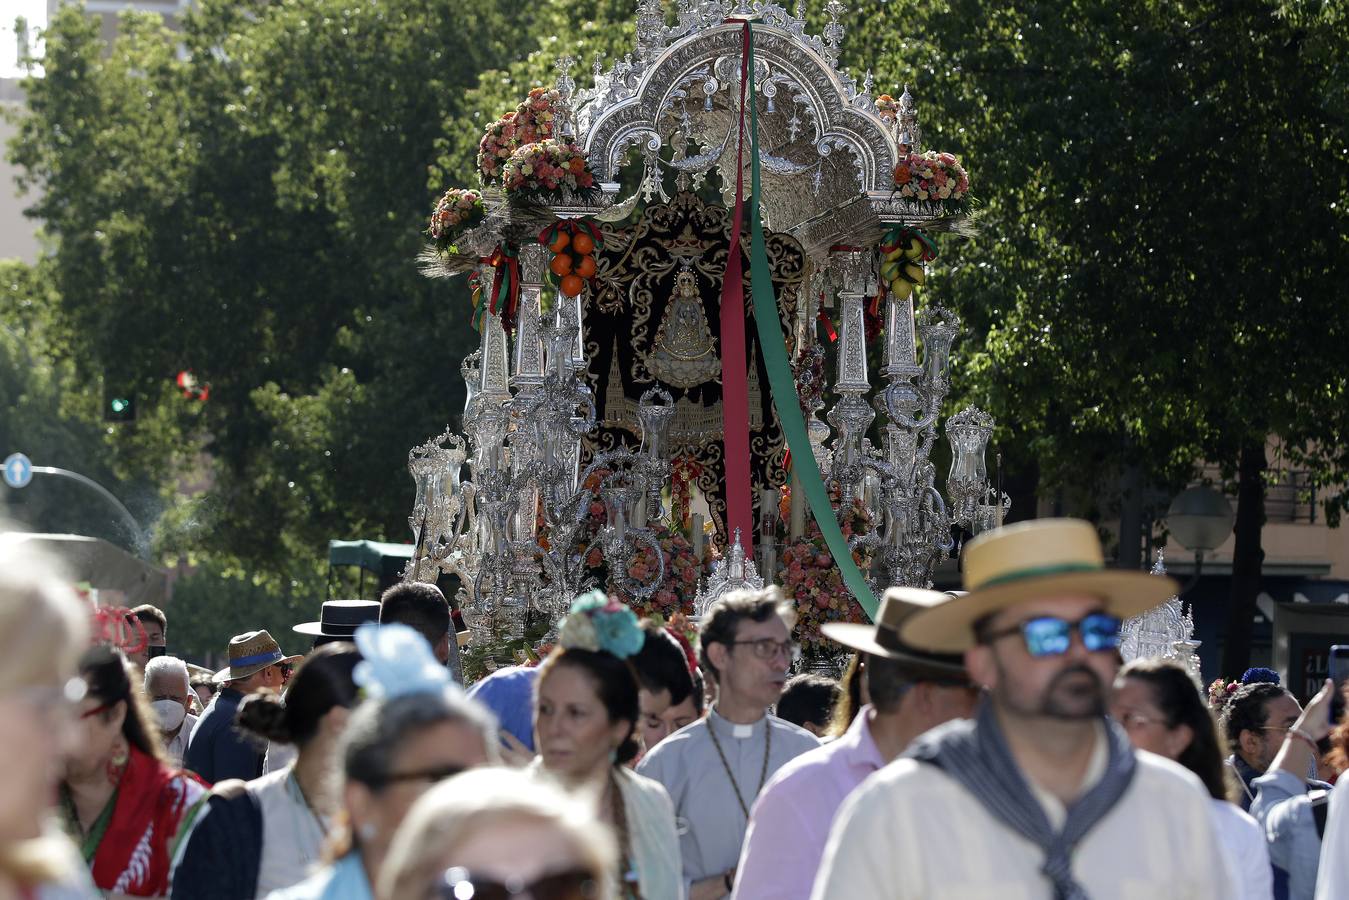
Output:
[1328, 645, 1349, 726]
[148, 644, 168, 660]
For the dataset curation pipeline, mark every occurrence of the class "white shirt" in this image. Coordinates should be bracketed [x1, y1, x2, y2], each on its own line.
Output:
[811, 746, 1232, 900]
[163, 712, 198, 769]
[1314, 784, 1347, 900]
[637, 710, 819, 887]
[249, 765, 330, 899]
[1210, 798, 1272, 900]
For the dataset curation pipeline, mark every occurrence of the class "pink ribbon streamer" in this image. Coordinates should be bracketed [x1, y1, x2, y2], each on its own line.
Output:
[719, 21, 754, 556]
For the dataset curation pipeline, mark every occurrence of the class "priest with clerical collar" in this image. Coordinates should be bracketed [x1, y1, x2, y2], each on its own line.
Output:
[637, 587, 819, 900]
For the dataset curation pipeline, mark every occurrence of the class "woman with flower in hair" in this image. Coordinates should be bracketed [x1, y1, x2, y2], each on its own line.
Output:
[534, 592, 681, 900]
[267, 624, 499, 900]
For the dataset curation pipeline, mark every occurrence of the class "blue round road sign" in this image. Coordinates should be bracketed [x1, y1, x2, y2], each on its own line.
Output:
[3, 453, 33, 489]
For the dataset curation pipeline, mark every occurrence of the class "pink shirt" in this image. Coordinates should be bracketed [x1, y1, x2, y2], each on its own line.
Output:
[733, 706, 885, 900]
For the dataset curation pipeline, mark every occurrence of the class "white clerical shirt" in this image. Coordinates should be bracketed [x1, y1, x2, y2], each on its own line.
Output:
[637, 709, 819, 891]
[811, 738, 1233, 900]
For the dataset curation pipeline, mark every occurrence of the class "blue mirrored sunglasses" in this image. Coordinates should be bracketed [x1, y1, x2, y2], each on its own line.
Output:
[981, 612, 1123, 658]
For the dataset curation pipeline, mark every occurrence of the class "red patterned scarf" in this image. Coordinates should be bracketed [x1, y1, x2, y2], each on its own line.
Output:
[89, 745, 208, 896]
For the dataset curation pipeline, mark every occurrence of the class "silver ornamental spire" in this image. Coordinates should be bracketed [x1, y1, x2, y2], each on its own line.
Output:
[693, 529, 764, 619]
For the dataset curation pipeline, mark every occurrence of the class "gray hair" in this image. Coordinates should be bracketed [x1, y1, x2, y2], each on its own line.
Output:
[341, 686, 500, 790]
[144, 655, 190, 694]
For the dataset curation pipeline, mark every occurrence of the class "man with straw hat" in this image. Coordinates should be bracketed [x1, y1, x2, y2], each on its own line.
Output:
[733, 587, 980, 900]
[812, 519, 1232, 900]
[185, 630, 301, 783]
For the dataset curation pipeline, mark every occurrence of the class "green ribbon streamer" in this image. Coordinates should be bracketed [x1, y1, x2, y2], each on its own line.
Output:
[745, 25, 879, 621]
[977, 562, 1104, 590]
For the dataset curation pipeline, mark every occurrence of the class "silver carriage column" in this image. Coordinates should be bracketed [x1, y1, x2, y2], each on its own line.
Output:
[825, 247, 878, 507]
[824, 247, 1006, 591]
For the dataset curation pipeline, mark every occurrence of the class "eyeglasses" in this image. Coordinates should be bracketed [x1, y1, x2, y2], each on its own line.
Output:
[15, 677, 88, 726]
[436, 866, 598, 900]
[81, 699, 119, 719]
[728, 639, 801, 663]
[979, 613, 1122, 658]
[1117, 711, 1165, 730]
[381, 764, 466, 787]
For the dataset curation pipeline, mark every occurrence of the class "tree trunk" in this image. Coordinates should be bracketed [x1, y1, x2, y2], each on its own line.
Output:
[1118, 462, 1143, 570]
[1221, 441, 1267, 677]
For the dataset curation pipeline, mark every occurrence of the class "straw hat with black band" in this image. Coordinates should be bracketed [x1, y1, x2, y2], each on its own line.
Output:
[212, 630, 303, 684]
[900, 518, 1179, 654]
[821, 587, 969, 681]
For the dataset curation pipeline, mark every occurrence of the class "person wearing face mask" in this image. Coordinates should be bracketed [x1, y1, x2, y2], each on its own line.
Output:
[144, 657, 197, 769]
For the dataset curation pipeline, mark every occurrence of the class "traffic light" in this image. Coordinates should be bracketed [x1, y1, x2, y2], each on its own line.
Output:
[105, 391, 136, 422]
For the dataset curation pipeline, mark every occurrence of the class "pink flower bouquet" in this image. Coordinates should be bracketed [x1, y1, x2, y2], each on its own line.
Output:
[892, 150, 970, 209]
[426, 188, 485, 252]
[502, 139, 596, 197]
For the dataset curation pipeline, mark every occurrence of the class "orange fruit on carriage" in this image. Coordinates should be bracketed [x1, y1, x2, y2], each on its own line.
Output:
[559, 273, 585, 297]
[575, 254, 597, 278]
[548, 231, 570, 253]
[549, 253, 573, 277]
[571, 232, 595, 255]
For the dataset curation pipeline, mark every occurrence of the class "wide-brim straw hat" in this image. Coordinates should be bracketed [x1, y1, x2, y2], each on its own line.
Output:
[821, 587, 968, 680]
[212, 629, 303, 684]
[901, 518, 1179, 654]
[293, 600, 382, 638]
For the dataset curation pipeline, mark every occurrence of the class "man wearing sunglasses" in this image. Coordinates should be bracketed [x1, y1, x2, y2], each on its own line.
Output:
[813, 518, 1232, 900]
[735, 587, 978, 900]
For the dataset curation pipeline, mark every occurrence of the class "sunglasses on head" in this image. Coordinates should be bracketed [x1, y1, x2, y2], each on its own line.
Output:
[979, 612, 1122, 658]
[436, 866, 598, 900]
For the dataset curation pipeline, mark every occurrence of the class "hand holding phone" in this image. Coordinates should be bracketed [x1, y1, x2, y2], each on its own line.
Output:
[1327, 645, 1349, 726]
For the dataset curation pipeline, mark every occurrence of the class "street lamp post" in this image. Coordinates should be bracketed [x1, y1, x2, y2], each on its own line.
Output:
[1165, 485, 1235, 594]
[4, 457, 148, 559]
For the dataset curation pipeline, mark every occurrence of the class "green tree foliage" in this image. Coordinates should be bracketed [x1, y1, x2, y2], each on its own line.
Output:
[10, 0, 1345, 670]
[0, 258, 155, 550]
[6, 0, 636, 655]
[844, 0, 1348, 669]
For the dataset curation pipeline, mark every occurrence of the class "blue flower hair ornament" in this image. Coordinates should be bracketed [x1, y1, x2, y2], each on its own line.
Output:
[1240, 667, 1280, 686]
[353, 622, 455, 700]
[557, 590, 645, 660]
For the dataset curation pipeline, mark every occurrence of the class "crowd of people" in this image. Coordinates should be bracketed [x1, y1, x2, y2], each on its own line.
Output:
[2, 516, 1348, 900]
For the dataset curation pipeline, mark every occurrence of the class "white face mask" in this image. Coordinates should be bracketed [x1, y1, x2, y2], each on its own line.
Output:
[152, 698, 187, 732]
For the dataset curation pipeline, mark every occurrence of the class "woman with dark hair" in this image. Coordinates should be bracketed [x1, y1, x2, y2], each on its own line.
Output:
[534, 592, 681, 900]
[267, 623, 499, 900]
[60, 645, 209, 897]
[825, 652, 869, 739]
[1111, 658, 1272, 900]
[172, 643, 361, 899]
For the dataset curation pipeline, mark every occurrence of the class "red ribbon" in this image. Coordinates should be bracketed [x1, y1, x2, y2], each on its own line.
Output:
[484, 245, 521, 332]
[817, 292, 837, 342]
[719, 21, 754, 556]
